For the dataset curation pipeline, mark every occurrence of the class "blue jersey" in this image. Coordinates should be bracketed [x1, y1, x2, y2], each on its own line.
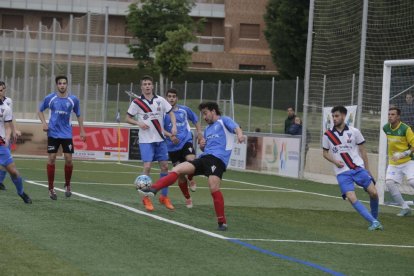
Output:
[39, 92, 81, 139]
[201, 116, 238, 167]
[164, 105, 198, 152]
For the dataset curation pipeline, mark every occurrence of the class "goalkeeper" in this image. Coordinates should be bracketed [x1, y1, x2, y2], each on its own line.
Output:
[383, 107, 414, 216]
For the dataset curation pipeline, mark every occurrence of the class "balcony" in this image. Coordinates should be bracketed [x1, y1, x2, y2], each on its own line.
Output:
[0, 0, 225, 17]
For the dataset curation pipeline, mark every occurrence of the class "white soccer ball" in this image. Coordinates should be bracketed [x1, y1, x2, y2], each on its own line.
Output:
[134, 175, 152, 190]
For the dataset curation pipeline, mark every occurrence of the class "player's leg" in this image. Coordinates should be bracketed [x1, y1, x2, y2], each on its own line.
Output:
[170, 148, 193, 208]
[208, 175, 227, 231]
[139, 143, 156, 211]
[155, 142, 174, 210]
[46, 137, 60, 200]
[386, 164, 410, 216]
[354, 168, 379, 219]
[0, 168, 7, 190]
[62, 138, 75, 198]
[2, 153, 31, 203]
[185, 154, 197, 192]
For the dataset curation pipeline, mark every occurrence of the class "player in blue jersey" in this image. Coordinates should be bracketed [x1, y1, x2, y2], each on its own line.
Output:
[0, 88, 32, 203]
[0, 81, 22, 191]
[140, 102, 244, 230]
[322, 105, 382, 231]
[163, 88, 204, 208]
[38, 76, 86, 200]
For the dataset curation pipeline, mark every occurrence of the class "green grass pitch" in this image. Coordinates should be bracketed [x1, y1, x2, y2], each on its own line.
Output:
[1, 158, 413, 275]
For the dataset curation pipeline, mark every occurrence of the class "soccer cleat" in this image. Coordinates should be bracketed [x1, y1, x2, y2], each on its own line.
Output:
[368, 220, 383, 231]
[65, 185, 72, 198]
[49, 189, 57, 200]
[185, 198, 193, 208]
[0, 183, 6, 190]
[396, 208, 412, 217]
[188, 179, 197, 192]
[19, 192, 32, 204]
[159, 195, 175, 210]
[217, 223, 228, 231]
[142, 196, 154, 212]
[138, 187, 157, 197]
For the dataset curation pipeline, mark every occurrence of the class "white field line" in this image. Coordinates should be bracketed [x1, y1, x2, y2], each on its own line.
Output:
[25, 179, 414, 250]
[232, 238, 414, 249]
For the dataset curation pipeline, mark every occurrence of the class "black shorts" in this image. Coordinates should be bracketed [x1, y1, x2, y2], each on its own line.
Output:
[168, 142, 196, 165]
[189, 155, 226, 179]
[48, 137, 74, 154]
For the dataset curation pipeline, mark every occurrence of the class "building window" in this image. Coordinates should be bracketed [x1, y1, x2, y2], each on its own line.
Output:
[239, 23, 260, 39]
[41, 17, 63, 29]
[2, 14, 24, 30]
[239, 64, 266, 70]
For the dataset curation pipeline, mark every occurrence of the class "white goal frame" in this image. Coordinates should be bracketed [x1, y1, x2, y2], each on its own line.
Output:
[377, 59, 414, 204]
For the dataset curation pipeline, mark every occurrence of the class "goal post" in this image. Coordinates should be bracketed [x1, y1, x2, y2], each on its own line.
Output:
[377, 59, 414, 204]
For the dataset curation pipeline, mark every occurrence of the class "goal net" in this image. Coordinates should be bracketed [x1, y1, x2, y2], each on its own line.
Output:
[377, 59, 414, 204]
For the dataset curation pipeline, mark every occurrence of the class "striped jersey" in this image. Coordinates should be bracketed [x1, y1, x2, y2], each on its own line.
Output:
[322, 125, 366, 175]
[0, 102, 13, 143]
[127, 94, 172, 143]
[39, 92, 81, 139]
[164, 105, 198, 152]
[383, 122, 414, 165]
[3, 97, 13, 112]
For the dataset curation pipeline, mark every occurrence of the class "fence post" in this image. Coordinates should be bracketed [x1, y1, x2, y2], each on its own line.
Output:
[295, 76, 299, 112]
[183, 80, 187, 105]
[270, 77, 275, 133]
[248, 77, 253, 132]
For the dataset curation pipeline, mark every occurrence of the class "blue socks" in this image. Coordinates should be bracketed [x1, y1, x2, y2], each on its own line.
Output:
[12, 176, 24, 195]
[352, 200, 375, 223]
[160, 173, 169, 197]
[370, 197, 379, 219]
[0, 170, 6, 184]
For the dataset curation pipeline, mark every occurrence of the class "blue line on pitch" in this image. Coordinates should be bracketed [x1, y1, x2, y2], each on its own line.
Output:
[228, 239, 345, 276]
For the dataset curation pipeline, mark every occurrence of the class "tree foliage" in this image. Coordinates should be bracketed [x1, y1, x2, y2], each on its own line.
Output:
[126, 0, 196, 77]
[264, 0, 309, 79]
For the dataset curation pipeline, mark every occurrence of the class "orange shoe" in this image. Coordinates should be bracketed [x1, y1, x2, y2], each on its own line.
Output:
[159, 195, 175, 210]
[142, 196, 154, 212]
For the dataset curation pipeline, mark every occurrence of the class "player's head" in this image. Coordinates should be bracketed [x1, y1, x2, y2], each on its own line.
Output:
[199, 102, 221, 124]
[166, 88, 178, 106]
[55, 76, 68, 94]
[388, 107, 401, 125]
[140, 75, 154, 95]
[287, 106, 295, 117]
[331, 105, 347, 127]
[0, 81, 6, 99]
[406, 92, 413, 104]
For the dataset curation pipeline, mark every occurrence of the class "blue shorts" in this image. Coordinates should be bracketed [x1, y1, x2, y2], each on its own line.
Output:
[0, 145, 14, 168]
[139, 142, 169, 162]
[336, 168, 373, 199]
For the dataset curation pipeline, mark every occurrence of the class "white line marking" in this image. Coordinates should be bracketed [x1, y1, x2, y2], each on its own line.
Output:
[233, 238, 414, 249]
[25, 180, 227, 240]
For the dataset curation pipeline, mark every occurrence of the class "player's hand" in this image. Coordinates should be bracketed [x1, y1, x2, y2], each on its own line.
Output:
[171, 135, 180, 145]
[171, 126, 177, 136]
[237, 134, 245, 143]
[198, 137, 205, 146]
[80, 129, 86, 142]
[42, 123, 49, 132]
[138, 122, 149, 130]
[335, 160, 345, 168]
[392, 150, 410, 161]
[199, 138, 206, 151]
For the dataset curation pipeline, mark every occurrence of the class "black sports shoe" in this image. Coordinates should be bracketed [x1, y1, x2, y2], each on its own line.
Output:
[19, 192, 32, 204]
[0, 182, 6, 190]
[138, 187, 157, 197]
[49, 189, 57, 200]
[217, 223, 228, 231]
[65, 185, 72, 198]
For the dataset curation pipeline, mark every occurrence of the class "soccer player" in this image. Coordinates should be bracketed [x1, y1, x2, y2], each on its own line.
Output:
[38, 75, 86, 200]
[0, 93, 32, 203]
[322, 105, 383, 231]
[163, 88, 204, 208]
[139, 102, 244, 231]
[0, 81, 21, 190]
[126, 75, 177, 212]
[383, 107, 414, 216]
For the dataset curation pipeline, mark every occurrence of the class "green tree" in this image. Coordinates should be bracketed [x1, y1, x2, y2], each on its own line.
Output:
[264, 0, 309, 79]
[126, 0, 197, 85]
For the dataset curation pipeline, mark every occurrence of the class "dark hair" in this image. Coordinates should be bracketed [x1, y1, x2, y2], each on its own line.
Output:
[166, 88, 178, 95]
[389, 106, 401, 115]
[331, 105, 347, 115]
[55, 75, 68, 84]
[287, 106, 295, 111]
[140, 75, 153, 84]
[0, 81, 5, 87]
[199, 102, 221, 116]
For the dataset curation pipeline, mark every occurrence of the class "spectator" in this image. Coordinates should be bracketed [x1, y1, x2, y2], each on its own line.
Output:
[284, 107, 296, 134]
[287, 117, 302, 135]
[401, 92, 414, 128]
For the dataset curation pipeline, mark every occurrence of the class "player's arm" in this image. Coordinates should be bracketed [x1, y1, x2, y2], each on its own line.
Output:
[391, 127, 414, 161]
[167, 111, 177, 136]
[235, 126, 245, 143]
[37, 110, 48, 132]
[76, 116, 86, 142]
[4, 121, 12, 147]
[322, 149, 344, 168]
[125, 114, 149, 130]
[358, 143, 372, 174]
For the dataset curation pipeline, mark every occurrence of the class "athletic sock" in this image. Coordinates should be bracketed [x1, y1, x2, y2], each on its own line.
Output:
[159, 173, 169, 196]
[211, 190, 226, 224]
[0, 170, 6, 184]
[64, 164, 73, 187]
[187, 174, 194, 181]
[11, 176, 24, 195]
[47, 164, 55, 190]
[152, 172, 178, 192]
[352, 200, 375, 223]
[388, 184, 409, 209]
[178, 179, 190, 199]
[370, 197, 379, 219]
